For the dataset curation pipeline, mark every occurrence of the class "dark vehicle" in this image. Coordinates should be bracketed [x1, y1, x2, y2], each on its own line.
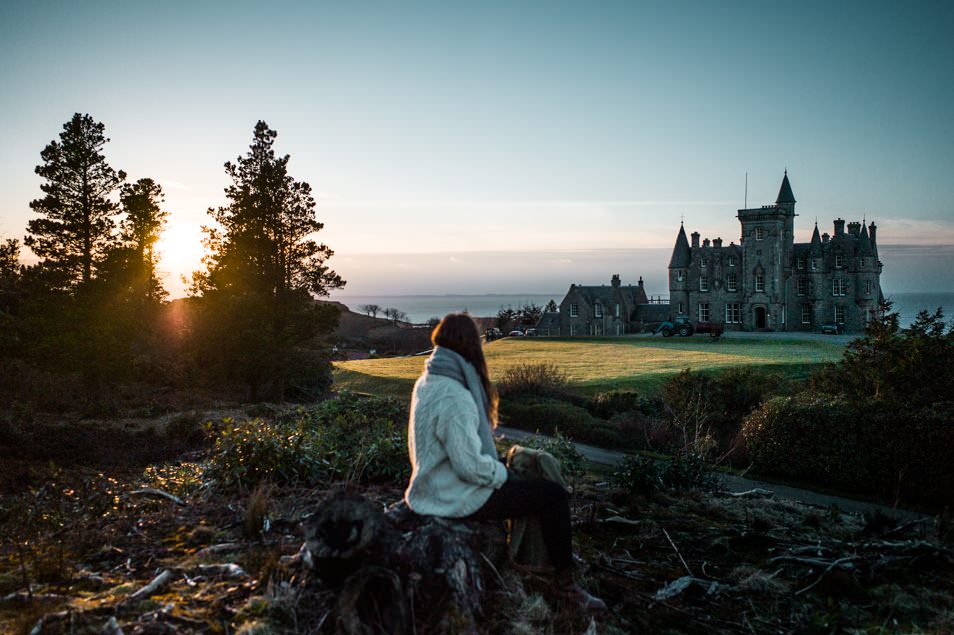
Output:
[820, 323, 844, 335]
[654, 316, 724, 338]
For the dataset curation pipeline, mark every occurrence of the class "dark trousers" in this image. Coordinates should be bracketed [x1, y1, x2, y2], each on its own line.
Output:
[466, 478, 574, 572]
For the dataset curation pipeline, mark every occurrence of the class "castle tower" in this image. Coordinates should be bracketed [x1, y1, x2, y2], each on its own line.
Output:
[735, 172, 797, 330]
[668, 223, 691, 316]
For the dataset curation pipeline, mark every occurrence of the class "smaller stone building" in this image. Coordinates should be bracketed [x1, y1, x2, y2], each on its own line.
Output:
[557, 274, 651, 336]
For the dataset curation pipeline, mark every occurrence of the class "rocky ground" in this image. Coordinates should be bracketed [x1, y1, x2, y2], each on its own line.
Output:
[1, 414, 953, 634]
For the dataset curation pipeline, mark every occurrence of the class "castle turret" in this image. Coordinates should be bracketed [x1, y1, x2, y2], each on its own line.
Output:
[809, 223, 823, 257]
[668, 223, 691, 318]
[858, 223, 873, 258]
[776, 170, 796, 213]
[669, 224, 691, 268]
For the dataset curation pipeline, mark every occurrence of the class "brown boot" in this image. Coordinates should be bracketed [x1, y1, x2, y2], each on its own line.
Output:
[554, 570, 608, 612]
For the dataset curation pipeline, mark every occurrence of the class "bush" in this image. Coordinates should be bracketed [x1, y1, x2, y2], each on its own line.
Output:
[500, 396, 629, 449]
[662, 451, 720, 491]
[588, 390, 662, 419]
[497, 363, 572, 400]
[742, 394, 954, 506]
[610, 455, 662, 498]
[206, 394, 410, 490]
[662, 368, 780, 461]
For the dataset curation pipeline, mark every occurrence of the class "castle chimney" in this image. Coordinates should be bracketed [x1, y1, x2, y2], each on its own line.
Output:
[847, 221, 861, 236]
[638, 276, 644, 288]
[714, 237, 723, 248]
[822, 232, 830, 243]
[869, 222, 877, 244]
[703, 238, 711, 247]
[833, 218, 845, 236]
[611, 274, 621, 288]
[691, 232, 700, 248]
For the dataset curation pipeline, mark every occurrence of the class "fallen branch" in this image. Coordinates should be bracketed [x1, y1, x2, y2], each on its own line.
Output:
[195, 542, 241, 557]
[726, 489, 774, 499]
[127, 569, 174, 602]
[769, 555, 857, 570]
[126, 488, 186, 506]
[662, 528, 694, 577]
[795, 556, 859, 596]
[599, 515, 643, 527]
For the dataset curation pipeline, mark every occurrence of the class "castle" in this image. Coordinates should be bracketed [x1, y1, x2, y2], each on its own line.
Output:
[546, 172, 884, 335]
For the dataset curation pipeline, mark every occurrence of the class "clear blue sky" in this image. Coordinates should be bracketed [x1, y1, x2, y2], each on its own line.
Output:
[1, 0, 952, 295]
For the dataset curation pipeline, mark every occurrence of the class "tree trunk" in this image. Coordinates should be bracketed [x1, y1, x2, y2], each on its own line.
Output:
[302, 488, 507, 634]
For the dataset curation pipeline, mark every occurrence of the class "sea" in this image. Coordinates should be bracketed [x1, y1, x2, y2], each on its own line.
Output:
[331, 291, 954, 327]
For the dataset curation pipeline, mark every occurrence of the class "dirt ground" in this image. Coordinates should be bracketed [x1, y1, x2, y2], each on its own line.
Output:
[1, 413, 953, 634]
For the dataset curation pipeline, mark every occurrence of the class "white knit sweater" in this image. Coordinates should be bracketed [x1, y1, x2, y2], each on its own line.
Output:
[404, 373, 508, 517]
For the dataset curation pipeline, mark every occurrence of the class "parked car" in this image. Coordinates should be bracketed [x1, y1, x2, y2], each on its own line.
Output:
[524, 328, 537, 337]
[508, 330, 525, 337]
[820, 323, 844, 335]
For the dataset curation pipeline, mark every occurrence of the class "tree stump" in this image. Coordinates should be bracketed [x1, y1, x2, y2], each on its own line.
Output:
[301, 488, 507, 634]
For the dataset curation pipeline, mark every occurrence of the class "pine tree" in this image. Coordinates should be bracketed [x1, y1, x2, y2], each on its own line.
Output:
[26, 113, 126, 288]
[193, 121, 344, 400]
[119, 178, 168, 302]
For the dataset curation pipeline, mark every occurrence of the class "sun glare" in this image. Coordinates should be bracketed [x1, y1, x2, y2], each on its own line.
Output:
[155, 222, 204, 283]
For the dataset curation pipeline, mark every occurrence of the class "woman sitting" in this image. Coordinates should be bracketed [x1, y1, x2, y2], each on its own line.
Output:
[404, 313, 606, 611]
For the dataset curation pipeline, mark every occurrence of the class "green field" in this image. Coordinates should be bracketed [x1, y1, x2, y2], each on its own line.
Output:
[333, 334, 848, 398]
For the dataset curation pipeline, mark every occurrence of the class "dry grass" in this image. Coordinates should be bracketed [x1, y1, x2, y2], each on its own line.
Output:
[333, 335, 845, 398]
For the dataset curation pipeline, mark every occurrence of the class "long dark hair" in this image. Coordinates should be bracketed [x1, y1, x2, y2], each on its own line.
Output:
[431, 313, 498, 425]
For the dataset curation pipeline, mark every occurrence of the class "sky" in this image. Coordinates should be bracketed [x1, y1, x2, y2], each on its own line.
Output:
[1, 0, 952, 297]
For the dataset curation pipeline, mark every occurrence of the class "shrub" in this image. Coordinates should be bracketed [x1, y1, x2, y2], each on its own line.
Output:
[742, 395, 875, 492]
[661, 451, 720, 491]
[610, 455, 662, 498]
[497, 363, 571, 400]
[662, 367, 780, 461]
[588, 390, 662, 419]
[742, 394, 954, 506]
[499, 396, 629, 449]
[206, 394, 411, 490]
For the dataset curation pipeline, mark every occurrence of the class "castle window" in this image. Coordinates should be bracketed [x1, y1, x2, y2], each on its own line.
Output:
[678, 302, 684, 315]
[594, 303, 603, 318]
[698, 303, 710, 322]
[615, 303, 620, 317]
[801, 305, 811, 324]
[569, 303, 579, 318]
[755, 274, 765, 293]
[832, 279, 848, 296]
[728, 255, 736, 267]
[860, 258, 867, 268]
[701, 259, 707, 269]
[835, 254, 844, 268]
[726, 274, 738, 292]
[676, 270, 685, 282]
[700, 277, 709, 292]
[725, 303, 742, 324]
[865, 280, 872, 295]
[797, 278, 809, 296]
[811, 259, 818, 271]
[570, 323, 577, 336]
[755, 227, 765, 240]
[835, 306, 846, 324]
[797, 256, 805, 269]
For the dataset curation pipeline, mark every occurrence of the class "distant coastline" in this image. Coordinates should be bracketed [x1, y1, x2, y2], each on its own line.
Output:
[330, 291, 953, 327]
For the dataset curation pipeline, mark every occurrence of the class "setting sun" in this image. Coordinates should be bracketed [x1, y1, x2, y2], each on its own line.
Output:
[155, 222, 204, 291]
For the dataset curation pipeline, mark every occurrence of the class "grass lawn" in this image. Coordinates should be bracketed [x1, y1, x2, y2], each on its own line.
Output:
[333, 334, 847, 398]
